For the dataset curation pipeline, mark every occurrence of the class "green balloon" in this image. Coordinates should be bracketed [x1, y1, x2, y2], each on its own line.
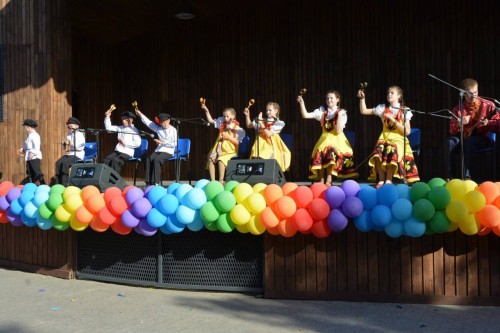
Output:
[427, 187, 451, 210]
[204, 181, 224, 201]
[200, 201, 220, 223]
[38, 203, 53, 220]
[224, 180, 239, 193]
[46, 193, 64, 212]
[428, 210, 450, 233]
[51, 215, 70, 231]
[204, 219, 219, 231]
[214, 191, 236, 213]
[50, 184, 66, 194]
[424, 221, 435, 235]
[413, 198, 435, 221]
[427, 177, 446, 189]
[217, 213, 235, 233]
[410, 182, 430, 203]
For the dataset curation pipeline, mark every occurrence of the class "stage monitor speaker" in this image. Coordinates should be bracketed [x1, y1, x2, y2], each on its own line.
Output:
[69, 163, 127, 191]
[225, 159, 286, 186]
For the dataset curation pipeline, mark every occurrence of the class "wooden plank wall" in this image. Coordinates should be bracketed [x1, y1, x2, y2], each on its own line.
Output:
[0, 0, 75, 276]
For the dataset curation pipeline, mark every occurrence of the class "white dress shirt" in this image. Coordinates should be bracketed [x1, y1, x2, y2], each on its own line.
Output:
[139, 114, 178, 154]
[104, 117, 141, 156]
[64, 130, 86, 160]
[21, 131, 42, 161]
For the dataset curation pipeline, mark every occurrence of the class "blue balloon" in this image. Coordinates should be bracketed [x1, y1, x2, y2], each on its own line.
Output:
[175, 184, 193, 202]
[404, 216, 426, 237]
[385, 218, 404, 238]
[377, 183, 399, 206]
[194, 179, 210, 189]
[186, 211, 205, 232]
[353, 210, 374, 232]
[23, 201, 38, 219]
[36, 184, 51, 193]
[182, 188, 207, 209]
[396, 184, 411, 200]
[162, 214, 185, 233]
[21, 211, 37, 227]
[146, 208, 167, 228]
[36, 213, 53, 230]
[357, 186, 377, 210]
[176, 205, 196, 224]
[23, 183, 38, 193]
[32, 190, 49, 207]
[18, 191, 35, 207]
[166, 182, 181, 194]
[156, 194, 179, 216]
[147, 186, 167, 206]
[391, 198, 413, 221]
[371, 204, 392, 227]
[9, 199, 24, 215]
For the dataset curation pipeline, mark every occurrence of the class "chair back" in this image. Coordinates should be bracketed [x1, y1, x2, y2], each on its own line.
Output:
[344, 130, 355, 147]
[172, 138, 191, 160]
[281, 133, 293, 149]
[132, 139, 149, 159]
[237, 136, 251, 158]
[83, 142, 97, 160]
[408, 128, 421, 156]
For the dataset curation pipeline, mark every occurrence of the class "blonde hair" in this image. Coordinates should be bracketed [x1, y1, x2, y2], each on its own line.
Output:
[223, 108, 236, 117]
[461, 78, 478, 90]
[267, 102, 280, 118]
[388, 86, 404, 104]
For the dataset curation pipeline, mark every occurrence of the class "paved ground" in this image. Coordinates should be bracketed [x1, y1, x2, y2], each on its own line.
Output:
[0, 268, 498, 333]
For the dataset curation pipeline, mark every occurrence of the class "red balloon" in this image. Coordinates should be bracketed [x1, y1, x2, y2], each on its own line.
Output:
[308, 198, 330, 220]
[310, 219, 332, 238]
[310, 183, 327, 199]
[90, 214, 110, 232]
[98, 206, 118, 225]
[292, 186, 313, 209]
[266, 225, 280, 235]
[111, 218, 132, 235]
[108, 195, 129, 217]
[0, 181, 14, 197]
[103, 187, 122, 205]
[292, 208, 313, 232]
[277, 219, 297, 237]
[281, 182, 298, 196]
[0, 210, 8, 224]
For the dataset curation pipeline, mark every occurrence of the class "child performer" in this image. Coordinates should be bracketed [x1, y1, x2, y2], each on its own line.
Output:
[203, 103, 245, 182]
[135, 109, 177, 186]
[297, 90, 358, 185]
[103, 107, 141, 174]
[54, 117, 86, 185]
[18, 119, 45, 184]
[358, 86, 419, 188]
[243, 102, 291, 172]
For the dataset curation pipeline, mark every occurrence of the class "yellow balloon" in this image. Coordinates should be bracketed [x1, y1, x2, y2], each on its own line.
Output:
[62, 186, 82, 202]
[64, 193, 84, 213]
[464, 179, 478, 193]
[445, 200, 468, 223]
[69, 214, 89, 232]
[458, 214, 479, 235]
[233, 183, 254, 204]
[252, 183, 267, 194]
[448, 222, 459, 232]
[235, 222, 250, 233]
[445, 179, 467, 201]
[54, 205, 71, 223]
[244, 192, 267, 215]
[463, 190, 486, 213]
[246, 214, 266, 235]
[229, 204, 251, 225]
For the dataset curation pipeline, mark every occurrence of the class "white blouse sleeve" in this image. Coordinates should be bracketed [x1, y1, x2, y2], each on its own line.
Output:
[312, 107, 325, 122]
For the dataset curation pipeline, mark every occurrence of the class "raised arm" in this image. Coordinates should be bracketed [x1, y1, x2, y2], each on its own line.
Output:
[297, 95, 315, 119]
[243, 108, 254, 128]
[357, 90, 373, 115]
[202, 105, 215, 124]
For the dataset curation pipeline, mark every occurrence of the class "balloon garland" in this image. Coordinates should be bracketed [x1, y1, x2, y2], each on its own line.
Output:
[0, 178, 499, 238]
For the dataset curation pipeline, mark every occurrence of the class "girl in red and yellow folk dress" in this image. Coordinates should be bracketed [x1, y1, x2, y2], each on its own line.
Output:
[243, 102, 291, 172]
[203, 104, 245, 182]
[358, 86, 419, 188]
[297, 90, 358, 185]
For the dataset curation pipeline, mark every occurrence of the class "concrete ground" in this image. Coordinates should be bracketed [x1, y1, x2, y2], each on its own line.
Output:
[0, 268, 498, 333]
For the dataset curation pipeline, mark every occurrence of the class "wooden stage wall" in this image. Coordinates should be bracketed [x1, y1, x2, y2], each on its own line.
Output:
[0, 0, 499, 302]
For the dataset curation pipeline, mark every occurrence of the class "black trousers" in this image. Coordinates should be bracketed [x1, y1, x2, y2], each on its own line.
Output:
[446, 134, 491, 178]
[55, 155, 78, 186]
[144, 152, 171, 185]
[103, 151, 132, 174]
[26, 159, 45, 184]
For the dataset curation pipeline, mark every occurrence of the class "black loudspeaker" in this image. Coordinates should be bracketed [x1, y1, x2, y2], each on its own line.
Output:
[225, 159, 286, 186]
[69, 163, 127, 191]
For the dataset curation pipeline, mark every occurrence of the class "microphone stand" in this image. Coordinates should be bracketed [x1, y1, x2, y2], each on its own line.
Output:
[428, 74, 470, 180]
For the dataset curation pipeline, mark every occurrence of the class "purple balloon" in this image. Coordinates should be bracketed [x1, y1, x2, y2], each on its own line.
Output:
[122, 209, 140, 228]
[341, 180, 361, 197]
[7, 208, 23, 226]
[324, 186, 346, 209]
[6, 188, 22, 203]
[131, 197, 153, 218]
[0, 195, 10, 211]
[125, 187, 144, 206]
[341, 196, 363, 218]
[136, 218, 158, 236]
[327, 209, 348, 232]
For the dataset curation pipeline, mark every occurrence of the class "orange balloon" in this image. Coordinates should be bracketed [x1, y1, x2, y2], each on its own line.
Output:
[0, 181, 14, 196]
[103, 187, 123, 205]
[292, 186, 313, 209]
[475, 204, 500, 228]
[477, 225, 492, 236]
[310, 183, 327, 199]
[273, 196, 297, 220]
[308, 198, 330, 220]
[85, 194, 106, 214]
[310, 219, 332, 238]
[494, 195, 500, 209]
[260, 206, 280, 228]
[74, 205, 94, 224]
[281, 182, 298, 196]
[277, 219, 297, 237]
[263, 184, 283, 206]
[81, 185, 101, 202]
[266, 225, 280, 235]
[493, 224, 500, 237]
[477, 181, 499, 204]
[98, 206, 118, 225]
[90, 214, 110, 232]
